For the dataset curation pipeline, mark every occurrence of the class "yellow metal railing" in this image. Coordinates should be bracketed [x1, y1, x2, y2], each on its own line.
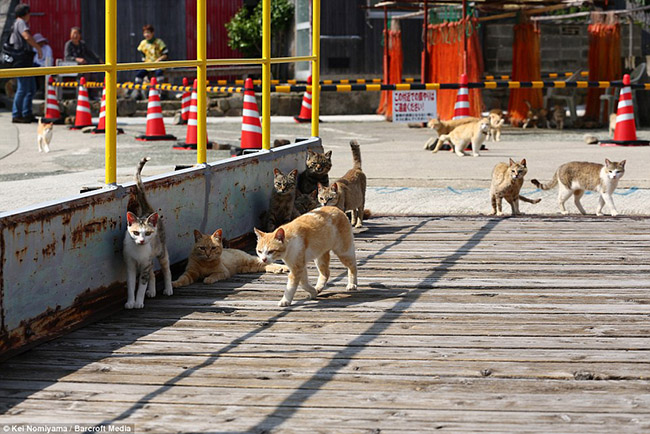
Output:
[0, 0, 320, 184]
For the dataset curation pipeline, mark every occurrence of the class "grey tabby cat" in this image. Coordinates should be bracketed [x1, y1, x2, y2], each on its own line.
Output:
[123, 157, 173, 309]
[490, 158, 541, 216]
[263, 168, 300, 232]
[531, 159, 626, 216]
[294, 189, 319, 215]
[317, 140, 367, 228]
[297, 149, 332, 195]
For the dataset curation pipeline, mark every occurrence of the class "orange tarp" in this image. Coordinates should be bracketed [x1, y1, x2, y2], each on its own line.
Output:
[585, 15, 621, 122]
[377, 22, 403, 118]
[507, 22, 542, 126]
[426, 18, 484, 120]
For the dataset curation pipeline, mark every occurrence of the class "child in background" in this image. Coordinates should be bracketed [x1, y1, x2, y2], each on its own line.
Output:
[132, 24, 168, 99]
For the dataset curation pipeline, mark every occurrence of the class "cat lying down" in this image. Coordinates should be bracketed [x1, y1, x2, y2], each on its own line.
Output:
[172, 229, 289, 288]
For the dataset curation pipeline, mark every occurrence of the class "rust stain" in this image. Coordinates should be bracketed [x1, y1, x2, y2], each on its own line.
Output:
[15, 247, 27, 263]
[42, 241, 56, 258]
[0, 281, 126, 362]
[71, 218, 108, 247]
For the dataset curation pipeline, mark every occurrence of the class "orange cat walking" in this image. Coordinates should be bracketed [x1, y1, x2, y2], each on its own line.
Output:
[254, 206, 358, 307]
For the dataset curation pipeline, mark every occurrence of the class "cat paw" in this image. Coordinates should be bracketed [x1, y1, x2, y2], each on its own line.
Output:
[354, 222, 363, 228]
[561, 211, 569, 215]
[172, 280, 183, 288]
[472, 153, 480, 157]
[134, 301, 144, 309]
[204, 274, 226, 284]
[611, 211, 618, 217]
[596, 212, 603, 216]
[278, 297, 292, 307]
[346, 283, 358, 291]
[124, 301, 135, 309]
[146, 289, 156, 298]
[496, 211, 504, 217]
[163, 287, 173, 296]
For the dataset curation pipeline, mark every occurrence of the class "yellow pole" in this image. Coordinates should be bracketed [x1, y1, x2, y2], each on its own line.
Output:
[311, 0, 320, 137]
[104, 0, 117, 185]
[262, 0, 271, 150]
[196, 0, 207, 164]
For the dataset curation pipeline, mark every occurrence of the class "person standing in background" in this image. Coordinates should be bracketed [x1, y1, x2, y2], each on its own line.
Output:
[11, 3, 43, 123]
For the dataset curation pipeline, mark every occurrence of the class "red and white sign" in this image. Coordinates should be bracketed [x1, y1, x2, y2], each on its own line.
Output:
[392, 90, 437, 123]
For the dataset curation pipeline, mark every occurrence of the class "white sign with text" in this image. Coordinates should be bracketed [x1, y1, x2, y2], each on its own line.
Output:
[392, 90, 437, 123]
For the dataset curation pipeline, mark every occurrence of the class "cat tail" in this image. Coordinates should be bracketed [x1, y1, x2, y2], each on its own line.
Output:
[363, 209, 372, 220]
[519, 195, 541, 204]
[531, 171, 558, 191]
[135, 157, 155, 214]
[350, 140, 362, 169]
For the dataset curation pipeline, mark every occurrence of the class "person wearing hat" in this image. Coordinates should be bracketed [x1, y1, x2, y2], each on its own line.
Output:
[10, 3, 43, 123]
[32, 33, 52, 67]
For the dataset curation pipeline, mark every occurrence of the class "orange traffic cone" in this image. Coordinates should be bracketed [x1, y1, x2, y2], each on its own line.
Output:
[174, 79, 213, 150]
[600, 74, 649, 147]
[136, 77, 176, 141]
[43, 77, 62, 123]
[69, 77, 94, 129]
[241, 78, 262, 150]
[452, 74, 470, 120]
[92, 84, 125, 135]
[180, 77, 190, 124]
[294, 75, 314, 123]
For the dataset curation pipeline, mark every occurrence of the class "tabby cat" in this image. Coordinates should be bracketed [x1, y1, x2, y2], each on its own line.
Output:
[531, 159, 626, 216]
[297, 149, 332, 195]
[262, 168, 300, 232]
[123, 157, 173, 309]
[172, 228, 288, 288]
[294, 189, 319, 215]
[317, 140, 366, 227]
[490, 158, 541, 216]
[254, 206, 357, 307]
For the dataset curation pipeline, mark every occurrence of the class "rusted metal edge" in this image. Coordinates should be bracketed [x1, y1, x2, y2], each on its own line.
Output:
[0, 282, 124, 363]
[0, 218, 4, 336]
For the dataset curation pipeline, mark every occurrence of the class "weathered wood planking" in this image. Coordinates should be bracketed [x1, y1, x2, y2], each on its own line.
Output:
[1, 216, 649, 433]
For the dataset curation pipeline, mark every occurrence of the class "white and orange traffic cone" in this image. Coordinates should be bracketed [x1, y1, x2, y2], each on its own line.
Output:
[294, 75, 314, 123]
[136, 77, 176, 141]
[240, 78, 262, 150]
[174, 79, 213, 150]
[600, 74, 649, 147]
[452, 73, 470, 120]
[92, 84, 124, 135]
[180, 77, 190, 124]
[43, 77, 62, 123]
[69, 77, 94, 129]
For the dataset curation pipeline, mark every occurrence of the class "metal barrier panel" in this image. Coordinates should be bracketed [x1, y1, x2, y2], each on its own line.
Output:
[0, 138, 322, 359]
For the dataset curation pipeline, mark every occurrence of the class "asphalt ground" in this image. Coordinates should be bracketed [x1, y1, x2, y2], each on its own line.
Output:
[1, 110, 649, 216]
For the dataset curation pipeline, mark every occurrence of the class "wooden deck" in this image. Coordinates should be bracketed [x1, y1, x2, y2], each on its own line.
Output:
[1, 216, 650, 433]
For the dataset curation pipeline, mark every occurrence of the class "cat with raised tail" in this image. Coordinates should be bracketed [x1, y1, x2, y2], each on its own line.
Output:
[254, 206, 358, 307]
[317, 140, 367, 227]
[123, 157, 173, 309]
[531, 159, 626, 216]
[172, 228, 288, 288]
[490, 158, 541, 216]
[37, 117, 53, 153]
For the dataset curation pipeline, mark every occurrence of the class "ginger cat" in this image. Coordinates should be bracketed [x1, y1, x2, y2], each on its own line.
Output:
[172, 228, 288, 288]
[487, 111, 505, 141]
[490, 158, 541, 216]
[434, 118, 490, 157]
[254, 206, 358, 307]
[531, 159, 626, 216]
[423, 117, 478, 150]
[37, 117, 53, 153]
[317, 140, 366, 227]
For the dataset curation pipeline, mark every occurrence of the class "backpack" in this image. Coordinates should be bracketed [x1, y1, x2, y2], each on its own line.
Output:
[0, 20, 33, 68]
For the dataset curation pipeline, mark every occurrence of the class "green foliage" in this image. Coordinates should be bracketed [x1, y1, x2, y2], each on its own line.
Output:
[226, 0, 295, 57]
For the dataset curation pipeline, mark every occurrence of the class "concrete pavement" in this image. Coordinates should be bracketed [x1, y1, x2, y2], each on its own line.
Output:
[1, 109, 649, 215]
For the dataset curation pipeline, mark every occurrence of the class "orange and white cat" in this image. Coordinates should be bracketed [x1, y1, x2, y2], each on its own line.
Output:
[37, 117, 53, 153]
[254, 206, 358, 307]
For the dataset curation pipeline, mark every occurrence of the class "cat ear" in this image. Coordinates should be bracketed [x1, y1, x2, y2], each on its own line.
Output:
[332, 183, 338, 192]
[307, 150, 315, 158]
[289, 169, 298, 179]
[193, 229, 202, 241]
[126, 211, 137, 226]
[147, 213, 159, 227]
[620, 160, 626, 167]
[273, 168, 281, 176]
[310, 190, 318, 199]
[274, 228, 285, 242]
[508, 158, 515, 166]
[520, 158, 527, 167]
[317, 183, 323, 191]
[253, 227, 265, 239]
[324, 150, 332, 159]
[605, 158, 611, 165]
[212, 228, 223, 239]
